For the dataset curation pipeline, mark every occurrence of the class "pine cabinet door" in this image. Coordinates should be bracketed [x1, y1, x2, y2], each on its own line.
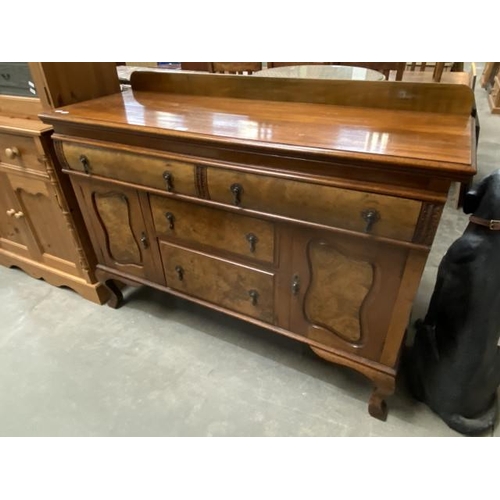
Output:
[0, 171, 32, 259]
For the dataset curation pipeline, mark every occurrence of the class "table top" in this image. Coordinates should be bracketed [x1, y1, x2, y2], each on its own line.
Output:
[43, 86, 473, 171]
[256, 65, 385, 81]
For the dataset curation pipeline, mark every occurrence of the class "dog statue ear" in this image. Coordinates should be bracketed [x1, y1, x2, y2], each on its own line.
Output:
[463, 176, 488, 214]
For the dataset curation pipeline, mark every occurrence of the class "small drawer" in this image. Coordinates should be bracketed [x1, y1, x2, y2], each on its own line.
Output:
[60, 141, 197, 196]
[206, 168, 421, 242]
[150, 195, 275, 264]
[0, 132, 43, 171]
[160, 242, 275, 324]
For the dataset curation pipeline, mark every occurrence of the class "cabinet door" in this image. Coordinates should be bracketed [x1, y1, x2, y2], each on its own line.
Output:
[71, 177, 162, 282]
[0, 171, 32, 259]
[290, 229, 409, 362]
[0, 170, 82, 276]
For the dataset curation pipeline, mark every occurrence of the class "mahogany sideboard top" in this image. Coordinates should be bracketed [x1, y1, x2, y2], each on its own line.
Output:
[40, 72, 476, 421]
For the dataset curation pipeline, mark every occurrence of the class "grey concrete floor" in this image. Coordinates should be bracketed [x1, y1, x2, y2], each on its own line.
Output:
[1, 64, 499, 436]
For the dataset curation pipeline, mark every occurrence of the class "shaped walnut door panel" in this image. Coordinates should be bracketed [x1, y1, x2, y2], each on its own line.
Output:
[305, 242, 373, 343]
[71, 177, 162, 281]
[291, 230, 408, 361]
[94, 192, 141, 264]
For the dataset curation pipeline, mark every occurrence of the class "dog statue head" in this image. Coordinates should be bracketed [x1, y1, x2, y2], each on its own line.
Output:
[464, 169, 500, 217]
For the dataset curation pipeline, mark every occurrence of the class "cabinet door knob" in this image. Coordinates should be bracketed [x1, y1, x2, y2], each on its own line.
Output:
[6, 209, 15, 217]
[79, 155, 90, 174]
[230, 183, 243, 206]
[140, 232, 148, 248]
[291, 274, 300, 295]
[14, 211, 24, 219]
[361, 209, 380, 233]
[175, 265, 184, 281]
[165, 212, 175, 230]
[163, 171, 173, 192]
[248, 289, 259, 305]
[245, 233, 257, 253]
[5, 147, 19, 159]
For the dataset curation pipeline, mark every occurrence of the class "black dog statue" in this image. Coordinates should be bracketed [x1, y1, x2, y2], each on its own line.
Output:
[406, 170, 500, 435]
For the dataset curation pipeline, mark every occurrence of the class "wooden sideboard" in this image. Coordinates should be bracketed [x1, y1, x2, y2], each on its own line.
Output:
[40, 72, 476, 419]
[0, 63, 119, 303]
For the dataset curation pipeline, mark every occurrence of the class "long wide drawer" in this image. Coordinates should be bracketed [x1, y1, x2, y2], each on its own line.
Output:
[59, 141, 197, 196]
[160, 242, 275, 324]
[206, 167, 421, 241]
[150, 195, 275, 264]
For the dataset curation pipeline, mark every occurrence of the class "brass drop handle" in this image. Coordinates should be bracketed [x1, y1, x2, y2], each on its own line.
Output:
[175, 265, 184, 281]
[14, 211, 24, 219]
[246, 233, 257, 253]
[165, 212, 175, 230]
[140, 232, 148, 249]
[5, 147, 19, 159]
[6, 209, 15, 217]
[163, 171, 173, 192]
[361, 209, 380, 233]
[291, 274, 300, 295]
[230, 183, 243, 206]
[79, 154, 90, 174]
[248, 289, 259, 306]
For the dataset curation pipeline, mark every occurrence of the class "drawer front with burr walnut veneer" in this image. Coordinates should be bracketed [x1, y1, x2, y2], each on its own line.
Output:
[42, 72, 476, 422]
[60, 141, 197, 196]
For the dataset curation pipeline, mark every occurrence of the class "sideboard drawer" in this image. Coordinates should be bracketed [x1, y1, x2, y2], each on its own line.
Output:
[206, 168, 421, 241]
[151, 195, 275, 264]
[0, 132, 44, 172]
[60, 142, 197, 195]
[160, 242, 275, 324]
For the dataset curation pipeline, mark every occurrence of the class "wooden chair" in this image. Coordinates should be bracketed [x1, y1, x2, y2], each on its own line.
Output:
[208, 62, 262, 75]
[332, 62, 405, 81]
[405, 62, 449, 82]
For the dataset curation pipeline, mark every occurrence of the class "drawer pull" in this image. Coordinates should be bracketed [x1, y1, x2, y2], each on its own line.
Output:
[245, 233, 257, 253]
[291, 274, 300, 295]
[163, 171, 173, 192]
[6, 209, 15, 217]
[165, 212, 175, 230]
[140, 232, 148, 249]
[248, 289, 259, 306]
[230, 183, 243, 206]
[14, 211, 24, 219]
[175, 265, 184, 281]
[361, 209, 380, 233]
[79, 155, 90, 174]
[5, 147, 19, 159]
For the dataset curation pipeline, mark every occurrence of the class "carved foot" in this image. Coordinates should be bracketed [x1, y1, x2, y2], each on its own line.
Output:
[369, 387, 390, 421]
[104, 279, 124, 309]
